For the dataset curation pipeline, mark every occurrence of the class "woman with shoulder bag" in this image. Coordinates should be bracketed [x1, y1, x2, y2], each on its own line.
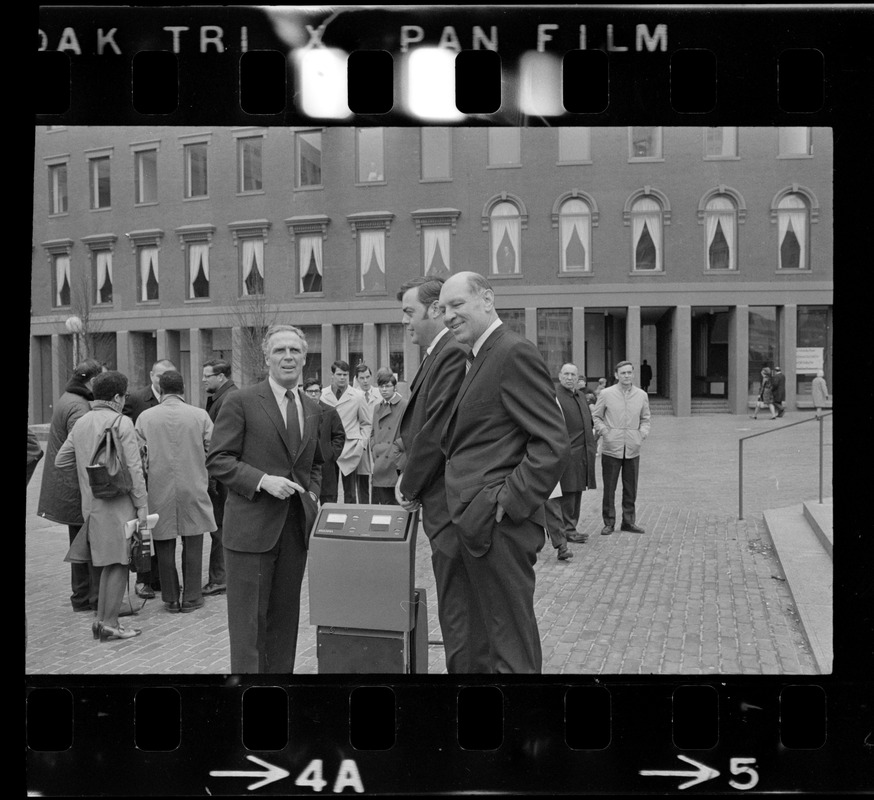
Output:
[751, 367, 778, 420]
[56, 371, 150, 642]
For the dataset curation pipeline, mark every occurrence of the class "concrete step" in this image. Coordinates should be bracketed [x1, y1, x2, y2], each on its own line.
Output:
[803, 498, 833, 558]
[691, 399, 732, 414]
[647, 398, 674, 415]
[763, 502, 833, 674]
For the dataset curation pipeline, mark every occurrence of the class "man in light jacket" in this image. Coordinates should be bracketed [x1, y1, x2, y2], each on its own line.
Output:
[592, 360, 651, 536]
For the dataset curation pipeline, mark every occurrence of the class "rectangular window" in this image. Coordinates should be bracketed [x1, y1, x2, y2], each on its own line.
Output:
[358, 229, 386, 293]
[537, 309, 572, 379]
[748, 307, 779, 398]
[501, 308, 526, 338]
[135, 149, 158, 204]
[298, 326, 322, 385]
[299, 234, 324, 293]
[778, 127, 811, 156]
[704, 127, 738, 158]
[48, 163, 68, 214]
[237, 136, 263, 193]
[240, 237, 265, 296]
[378, 323, 406, 382]
[558, 128, 591, 163]
[488, 128, 521, 166]
[357, 128, 385, 183]
[52, 254, 71, 308]
[796, 306, 831, 398]
[137, 245, 160, 302]
[188, 242, 210, 299]
[184, 142, 208, 198]
[92, 250, 113, 305]
[336, 324, 363, 373]
[629, 126, 662, 160]
[421, 127, 451, 180]
[89, 157, 111, 209]
[296, 130, 323, 188]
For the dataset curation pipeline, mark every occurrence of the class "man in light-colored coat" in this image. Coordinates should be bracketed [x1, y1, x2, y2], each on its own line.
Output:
[135, 370, 216, 613]
[320, 360, 371, 503]
[592, 360, 651, 536]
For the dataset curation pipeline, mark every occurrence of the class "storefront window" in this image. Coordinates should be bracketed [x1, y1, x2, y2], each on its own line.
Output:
[298, 325, 322, 386]
[537, 308, 572, 380]
[748, 307, 779, 398]
[796, 306, 831, 398]
[336, 324, 363, 373]
[500, 308, 526, 338]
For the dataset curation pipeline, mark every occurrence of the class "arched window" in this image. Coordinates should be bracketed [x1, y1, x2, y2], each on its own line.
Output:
[630, 197, 663, 271]
[704, 196, 737, 270]
[776, 194, 809, 270]
[558, 197, 592, 273]
[488, 199, 523, 275]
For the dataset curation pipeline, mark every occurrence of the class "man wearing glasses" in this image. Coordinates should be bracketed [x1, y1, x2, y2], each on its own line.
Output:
[201, 360, 238, 595]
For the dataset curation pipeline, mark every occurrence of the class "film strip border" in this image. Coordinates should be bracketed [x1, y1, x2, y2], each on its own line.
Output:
[25, 680, 870, 794]
[34, 5, 867, 124]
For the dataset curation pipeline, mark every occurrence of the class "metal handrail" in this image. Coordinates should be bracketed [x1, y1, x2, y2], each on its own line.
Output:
[738, 411, 832, 520]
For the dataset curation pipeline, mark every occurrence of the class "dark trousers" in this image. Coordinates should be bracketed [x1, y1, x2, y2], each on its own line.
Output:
[136, 555, 161, 590]
[560, 491, 582, 536]
[341, 471, 357, 503]
[601, 454, 640, 527]
[458, 516, 544, 674]
[356, 473, 371, 504]
[371, 486, 395, 505]
[224, 508, 307, 673]
[206, 526, 225, 586]
[154, 535, 204, 604]
[68, 524, 101, 610]
[544, 497, 566, 549]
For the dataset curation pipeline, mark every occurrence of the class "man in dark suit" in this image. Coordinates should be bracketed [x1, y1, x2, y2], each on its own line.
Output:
[123, 358, 176, 599]
[438, 272, 570, 674]
[201, 359, 238, 596]
[206, 325, 322, 674]
[771, 365, 786, 417]
[303, 377, 345, 504]
[554, 363, 597, 548]
[394, 276, 490, 673]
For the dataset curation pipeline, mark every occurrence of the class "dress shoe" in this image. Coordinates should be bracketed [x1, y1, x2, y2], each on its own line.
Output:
[136, 583, 155, 599]
[620, 523, 646, 533]
[557, 545, 574, 561]
[180, 598, 205, 613]
[601, 525, 614, 535]
[99, 624, 142, 642]
[164, 601, 181, 613]
[566, 533, 589, 543]
[202, 582, 227, 596]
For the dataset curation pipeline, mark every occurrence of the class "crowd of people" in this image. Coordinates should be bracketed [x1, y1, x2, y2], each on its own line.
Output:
[29, 271, 665, 674]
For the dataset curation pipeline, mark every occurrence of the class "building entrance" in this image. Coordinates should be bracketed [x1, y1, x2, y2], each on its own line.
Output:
[691, 307, 730, 398]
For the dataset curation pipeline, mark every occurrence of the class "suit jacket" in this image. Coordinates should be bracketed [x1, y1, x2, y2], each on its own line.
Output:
[441, 325, 570, 556]
[770, 372, 786, 404]
[206, 380, 323, 552]
[319, 385, 371, 476]
[317, 400, 345, 499]
[556, 385, 597, 492]
[205, 380, 238, 525]
[124, 384, 160, 422]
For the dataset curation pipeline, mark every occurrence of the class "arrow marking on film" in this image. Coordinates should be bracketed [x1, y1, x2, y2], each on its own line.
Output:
[640, 755, 720, 790]
[210, 755, 290, 790]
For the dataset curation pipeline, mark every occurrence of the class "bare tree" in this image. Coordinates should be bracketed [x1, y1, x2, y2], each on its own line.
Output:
[225, 294, 280, 386]
[62, 275, 116, 374]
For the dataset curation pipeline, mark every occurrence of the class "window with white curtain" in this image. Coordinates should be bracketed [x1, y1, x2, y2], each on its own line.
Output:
[299, 234, 324, 293]
[137, 246, 159, 301]
[778, 127, 811, 157]
[631, 197, 663, 271]
[704, 196, 737, 270]
[359, 229, 386, 293]
[423, 225, 451, 277]
[93, 250, 113, 304]
[559, 198, 592, 272]
[489, 201, 522, 275]
[53, 254, 71, 307]
[704, 127, 738, 158]
[188, 241, 210, 298]
[240, 237, 264, 296]
[777, 194, 808, 269]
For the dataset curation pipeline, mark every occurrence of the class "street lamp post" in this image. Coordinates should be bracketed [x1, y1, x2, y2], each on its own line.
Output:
[65, 315, 83, 367]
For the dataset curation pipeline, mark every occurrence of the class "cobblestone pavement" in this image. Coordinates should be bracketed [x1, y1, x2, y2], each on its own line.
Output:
[25, 413, 829, 676]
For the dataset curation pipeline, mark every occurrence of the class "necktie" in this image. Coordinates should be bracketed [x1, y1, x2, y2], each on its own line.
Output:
[465, 350, 475, 374]
[285, 389, 301, 454]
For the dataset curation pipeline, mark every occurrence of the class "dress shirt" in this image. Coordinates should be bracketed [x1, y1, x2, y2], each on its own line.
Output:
[471, 318, 503, 359]
[255, 377, 305, 493]
[426, 325, 450, 356]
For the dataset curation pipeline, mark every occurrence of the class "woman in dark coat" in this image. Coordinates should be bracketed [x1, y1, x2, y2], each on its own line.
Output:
[37, 359, 102, 611]
[751, 367, 777, 420]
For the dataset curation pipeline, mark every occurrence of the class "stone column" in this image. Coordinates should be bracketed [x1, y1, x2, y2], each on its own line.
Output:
[572, 307, 586, 376]
[672, 305, 692, 417]
[189, 327, 203, 407]
[779, 304, 798, 411]
[524, 307, 538, 345]
[626, 306, 642, 383]
[321, 323, 334, 383]
[362, 322, 377, 371]
[231, 326, 244, 386]
[728, 305, 749, 415]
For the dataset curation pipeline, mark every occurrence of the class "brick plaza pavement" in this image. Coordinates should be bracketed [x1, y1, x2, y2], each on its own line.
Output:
[25, 412, 830, 676]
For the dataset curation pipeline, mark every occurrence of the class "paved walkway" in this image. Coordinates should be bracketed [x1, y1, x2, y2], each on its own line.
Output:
[25, 412, 830, 676]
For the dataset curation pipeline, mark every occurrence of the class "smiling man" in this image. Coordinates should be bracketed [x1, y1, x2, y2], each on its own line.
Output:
[437, 272, 569, 673]
[206, 324, 323, 673]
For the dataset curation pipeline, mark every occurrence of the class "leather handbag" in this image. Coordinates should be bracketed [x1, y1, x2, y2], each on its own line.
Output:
[86, 414, 134, 499]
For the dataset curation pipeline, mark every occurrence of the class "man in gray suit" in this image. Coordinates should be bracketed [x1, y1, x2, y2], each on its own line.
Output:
[394, 276, 489, 673]
[438, 272, 569, 673]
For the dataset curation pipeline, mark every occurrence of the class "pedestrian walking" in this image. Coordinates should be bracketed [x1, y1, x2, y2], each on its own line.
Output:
[811, 370, 830, 416]
[771, 365, 786, 418]
[751, 367, 777, 419]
